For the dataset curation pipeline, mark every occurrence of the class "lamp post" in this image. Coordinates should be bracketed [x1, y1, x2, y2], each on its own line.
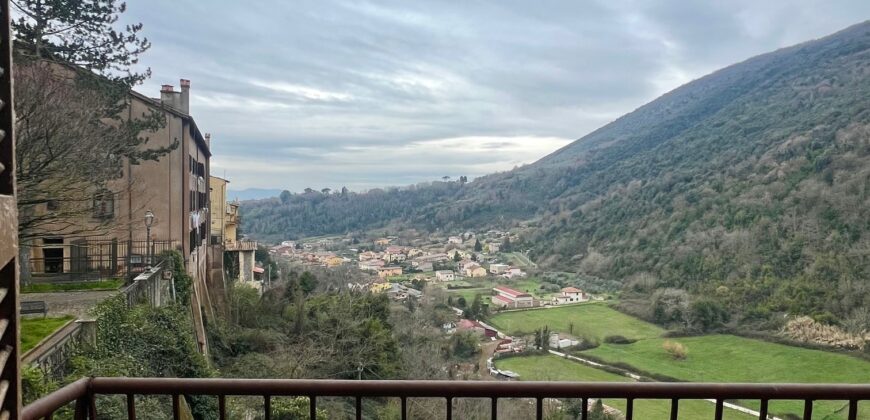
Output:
[144, 210, 154, 268]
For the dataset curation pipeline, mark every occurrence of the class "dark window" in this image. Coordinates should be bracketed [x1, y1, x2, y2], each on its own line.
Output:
[43, 237, 63, 245]
[46, 200, 59, 211]
[93, 190, 114, 219]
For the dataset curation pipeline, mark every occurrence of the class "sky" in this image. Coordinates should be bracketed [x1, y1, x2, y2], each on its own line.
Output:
[120, 1, 870, 194]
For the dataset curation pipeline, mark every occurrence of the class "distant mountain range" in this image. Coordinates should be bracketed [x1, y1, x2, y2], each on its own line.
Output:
[242, 22, 870, 325]
[226, 188, 282, 201]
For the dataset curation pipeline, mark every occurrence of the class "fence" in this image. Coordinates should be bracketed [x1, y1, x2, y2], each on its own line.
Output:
[28, 239, 177, 282]
[22, 320, 95, 378]
[121, 261, 175, 308]
[21, 378, 870, 420]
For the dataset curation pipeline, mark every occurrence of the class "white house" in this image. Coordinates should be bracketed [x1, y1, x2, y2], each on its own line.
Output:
[435, 270, 456, 281]
[448, 236, 463, 245]
[489, 263, 509, 275]
[553, 287, 589, 304]
[502, 267, 526, 279]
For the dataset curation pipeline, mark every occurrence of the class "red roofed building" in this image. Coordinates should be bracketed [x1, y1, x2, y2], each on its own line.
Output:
[491, 285, 535, 308]
[553, 286, 589, 305]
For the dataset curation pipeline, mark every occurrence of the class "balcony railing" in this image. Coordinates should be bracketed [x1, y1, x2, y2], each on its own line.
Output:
[225, 240, 257, 252]
[22, 378, 870, 420]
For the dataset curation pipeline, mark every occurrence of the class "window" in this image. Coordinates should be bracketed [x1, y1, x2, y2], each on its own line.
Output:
[93, 189, 114, 219]
[46, 200, 59, 211]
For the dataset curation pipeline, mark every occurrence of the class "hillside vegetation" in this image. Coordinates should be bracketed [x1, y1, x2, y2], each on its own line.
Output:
[243, 22, 870, 327]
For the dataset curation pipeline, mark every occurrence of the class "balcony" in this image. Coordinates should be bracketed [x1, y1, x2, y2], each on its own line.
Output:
[225, 240, 258, 252]
[22, 377, 870, 420]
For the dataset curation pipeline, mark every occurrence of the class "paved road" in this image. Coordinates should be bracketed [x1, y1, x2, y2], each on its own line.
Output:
[22, 290, 119, 318]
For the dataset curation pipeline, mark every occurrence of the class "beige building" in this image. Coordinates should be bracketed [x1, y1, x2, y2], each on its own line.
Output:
[209, 176, 256, 283]
[27, 77, 214, 354]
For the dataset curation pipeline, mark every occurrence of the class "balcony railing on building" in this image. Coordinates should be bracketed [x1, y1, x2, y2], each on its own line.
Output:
[21, 378, 870, 420]
[224, 240, 257, 252]
[27, 239, 177, 282]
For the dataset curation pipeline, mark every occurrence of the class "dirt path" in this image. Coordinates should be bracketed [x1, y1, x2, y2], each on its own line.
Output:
[22, 290, 119, 318]
[479, 340, 501, 379]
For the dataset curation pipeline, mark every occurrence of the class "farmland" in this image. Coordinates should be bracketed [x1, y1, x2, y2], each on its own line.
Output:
[495, 355, 754, 420]
[489, 303, 664, 340]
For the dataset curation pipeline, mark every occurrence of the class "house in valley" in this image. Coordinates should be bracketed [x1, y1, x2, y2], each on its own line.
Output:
[491, 286, 534, 308]
[464, 263, 487, 278]
[489, 263, 509, 275]
[435, 270, 456, 282]
[377, 266, 403, 278]
[553, 287, 589, 305]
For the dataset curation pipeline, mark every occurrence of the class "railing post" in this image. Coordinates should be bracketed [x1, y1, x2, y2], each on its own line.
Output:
[126, 393, 135, 420]
[218, 394, 226, 420]
[580, 397, 587, 420]
[491, 397, 497, 420]
[73, 397, 88, 420]
[264, 395, 271, 420]
[309, 395, 316, 420]
[848, 399, 858, 420]
[535, 397, 543, 420]
[446, 397, 452, 420]
[803, 399, 813, 420]
[759, 399, 768, 420]
[669, 398, 678, 420]
[625, 398, 633, 420]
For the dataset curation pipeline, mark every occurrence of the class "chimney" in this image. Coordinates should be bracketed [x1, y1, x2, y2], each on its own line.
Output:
[160, 84, 181, 110]
[179, 79, 190, 114]
[204, 133, 211, 147]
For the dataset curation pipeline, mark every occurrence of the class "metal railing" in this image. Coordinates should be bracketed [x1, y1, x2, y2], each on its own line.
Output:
[28, 239, 177, 281]
[21, 378, 870, 420]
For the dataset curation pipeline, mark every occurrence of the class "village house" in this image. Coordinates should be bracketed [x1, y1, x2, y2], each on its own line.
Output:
[415, 262, 434, 272]
[358, 250, 380, 261]
[369, 279, 392, 294]
[489, 263, 509, 275]
[464, 263, 487, 278]
[447, 236, 463, 245]
[553, 287, 589, 304]
[377, 266, 403, 278]
[491, 285, 535, 308]
[435, 270, 456, 282]
[502, 267, 527, 279]
[358, 259, 386, 271]
[374, 238, 392, 246]
[326, 256, 345, 267]
[487, 243, 501, 253]
[456, 319, 497, 338]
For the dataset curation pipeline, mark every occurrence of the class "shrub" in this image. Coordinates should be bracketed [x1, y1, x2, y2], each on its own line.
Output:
[603, 335, 636, 345]
[662, 340, 688, 360]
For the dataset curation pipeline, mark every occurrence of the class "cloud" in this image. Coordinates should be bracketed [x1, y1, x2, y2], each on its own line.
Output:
[118, 1, 870, 191]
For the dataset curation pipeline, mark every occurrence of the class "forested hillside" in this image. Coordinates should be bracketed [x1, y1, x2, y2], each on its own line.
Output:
[243, 22, 870, 325]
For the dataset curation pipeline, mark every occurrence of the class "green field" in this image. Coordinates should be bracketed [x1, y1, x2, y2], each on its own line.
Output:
[582, 334, 870, 418]
[21, 316, 74, 352]
[23, 279, 123, 293]
[491, 304, 870, 419]
[495, 355, 754, 419]
[489, 303, 664, 340]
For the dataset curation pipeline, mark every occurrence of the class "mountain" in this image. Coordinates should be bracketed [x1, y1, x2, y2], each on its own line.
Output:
[242, 22, 870, 326]
[226, 188, 282, 201]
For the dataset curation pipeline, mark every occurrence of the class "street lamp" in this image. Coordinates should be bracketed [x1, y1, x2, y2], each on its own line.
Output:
[144, 210, 154, 267]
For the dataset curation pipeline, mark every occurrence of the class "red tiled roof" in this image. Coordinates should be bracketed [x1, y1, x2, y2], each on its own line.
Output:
[492, 295, 515, 305]
[561, 287, 584, 293]
[493, 286, 531, 298]
[253, 267, 265, 274]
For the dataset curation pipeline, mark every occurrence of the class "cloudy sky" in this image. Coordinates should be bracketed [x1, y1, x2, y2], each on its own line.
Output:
[121, 1, 870, 194]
